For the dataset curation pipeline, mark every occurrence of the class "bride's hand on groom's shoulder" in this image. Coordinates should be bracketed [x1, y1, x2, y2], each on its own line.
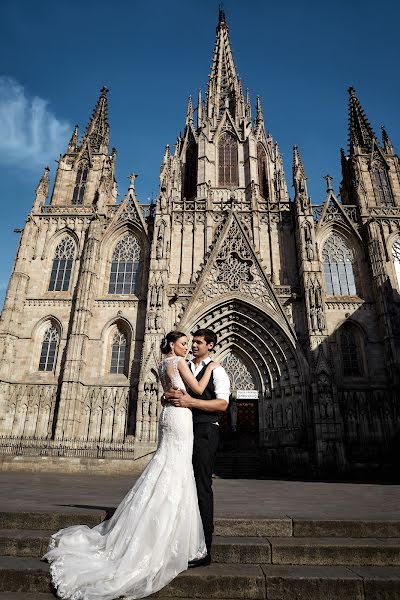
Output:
[209, 362, 220, 370]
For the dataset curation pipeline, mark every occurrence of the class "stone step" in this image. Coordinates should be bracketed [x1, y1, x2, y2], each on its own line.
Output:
[261, 564, 400, 600]
[215, 518, 292, 537]
[293, 518, 400, 538]
[0, 512, 293, 537]
[214, 454, 263, 479]
[4, 511, 400, 539]
[0, 558, 265, 598]
[0, 530, 52, 558]
[0, 595, 56, 600]
[0, 511, 105, 531]
[0, 557, 50, 594]
[268, 536, 400, 566]
[1, 558, 400, 599]
[1, 529, 400, 567]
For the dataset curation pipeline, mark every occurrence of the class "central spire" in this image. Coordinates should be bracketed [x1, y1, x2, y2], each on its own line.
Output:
[348, 86, 376, 155]
[206, 9, 243, 125]
[81, 86, 110, 154]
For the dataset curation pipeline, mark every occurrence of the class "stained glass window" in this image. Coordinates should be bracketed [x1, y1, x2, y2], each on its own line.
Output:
[221, 353, 254, 390]
[218, 132, 238, 188]
[393, 239, 400, 287]
[48, 237, 75, 292]
[372, 164, 394, 206]
[322, 234, 357, 296]
[341, 326, 361, 377]
[109, 233, 141, 295]
[110, 330, 127, 374]
[38, 326, 59, 372]
[257, 143, 269, 199]
[72, 163, 88, 205]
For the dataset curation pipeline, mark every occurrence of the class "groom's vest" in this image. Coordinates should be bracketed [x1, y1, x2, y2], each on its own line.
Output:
[190, 362, 218, 424]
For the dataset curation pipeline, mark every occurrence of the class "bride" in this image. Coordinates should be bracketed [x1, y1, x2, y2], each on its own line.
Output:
[43, 331, 219, 600]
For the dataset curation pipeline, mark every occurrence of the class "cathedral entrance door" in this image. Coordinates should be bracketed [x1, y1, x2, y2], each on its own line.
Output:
[231, 390, 259, 450]
[219, 353, 260, 451]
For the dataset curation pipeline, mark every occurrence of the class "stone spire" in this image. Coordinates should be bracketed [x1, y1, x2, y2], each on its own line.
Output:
[245, 88, 251, 120]
[32, 166, 50, 211]
[292, 145, 308, 197]
[67, 125, 79, 153]
[197, 89, 203, 128]
[81, 86, 110, 154]
[254, 95, 265, 134]
[340, 147, 347, 170]
[162, 144, 170, 166]
[206, 8, 243, 124]
[348, 86, 376, 155]
[186, 95, 194, 126]
[275, 143, 289, 201]
[381, 125, 395, 155]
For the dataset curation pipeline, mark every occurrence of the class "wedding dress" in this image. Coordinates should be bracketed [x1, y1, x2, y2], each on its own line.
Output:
[43, 356, 207, 600]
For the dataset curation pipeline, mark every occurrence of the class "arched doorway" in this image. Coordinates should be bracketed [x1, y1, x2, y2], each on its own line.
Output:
[180, 298, 310, 474]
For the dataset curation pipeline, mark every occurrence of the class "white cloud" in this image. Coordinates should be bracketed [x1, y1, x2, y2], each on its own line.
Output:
[0, 77, 71, 169]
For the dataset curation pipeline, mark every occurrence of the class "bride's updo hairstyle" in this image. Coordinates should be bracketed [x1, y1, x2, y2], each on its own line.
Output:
[160, 331, 186, 355]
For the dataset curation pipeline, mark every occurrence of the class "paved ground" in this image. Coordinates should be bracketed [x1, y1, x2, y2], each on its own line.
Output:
[1, 471, 399, 520]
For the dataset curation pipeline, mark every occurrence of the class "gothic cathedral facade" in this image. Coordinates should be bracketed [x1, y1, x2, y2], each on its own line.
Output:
[0, 11, 399, 474]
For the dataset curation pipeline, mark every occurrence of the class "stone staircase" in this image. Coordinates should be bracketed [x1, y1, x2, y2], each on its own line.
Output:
[214, 453, 263, 479]
[0, 511, 399, 599]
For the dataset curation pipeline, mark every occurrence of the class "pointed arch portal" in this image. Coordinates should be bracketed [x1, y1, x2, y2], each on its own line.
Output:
[181, 299, 309, 455]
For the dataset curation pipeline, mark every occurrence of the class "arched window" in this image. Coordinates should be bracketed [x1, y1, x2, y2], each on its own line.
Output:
[38, 326, 59, 372]
[110, 329, 127, 374]
[218, 132, 238, 188]
[322, 234, 357, 296]
[221, 352, 255, 390]
[393, 239, 400, 287]
[372, 163, 393, 206]
[183, 135, 197, 199]
[340, 325, 362, 377]
[109, 233, 141, 295]
[48, 237, 75, 292]
[257, 143, 269, 199]
[72, 163, 89, 205]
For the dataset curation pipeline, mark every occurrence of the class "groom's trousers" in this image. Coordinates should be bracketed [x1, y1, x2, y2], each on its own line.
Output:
[192, 422, 219, 555]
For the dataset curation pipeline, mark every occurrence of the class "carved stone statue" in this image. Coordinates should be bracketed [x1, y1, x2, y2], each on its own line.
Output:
[156, 286, 163, 308]
[304, 225, 314, 260]
[156, 222, 165, 260]
[310, 306, 318, 331]
[155, 314, 162, 331]
[147, 314, 155, 331]
[150, 286, 157, 309]
[316, 306, 326, 330]
[156, 235, 163, 260]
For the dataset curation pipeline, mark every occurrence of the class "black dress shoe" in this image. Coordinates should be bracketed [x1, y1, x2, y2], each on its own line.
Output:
[188, 554, 211, 568]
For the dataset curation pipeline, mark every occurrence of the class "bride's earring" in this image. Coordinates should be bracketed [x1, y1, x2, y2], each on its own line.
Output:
[170, 343, 176, 356]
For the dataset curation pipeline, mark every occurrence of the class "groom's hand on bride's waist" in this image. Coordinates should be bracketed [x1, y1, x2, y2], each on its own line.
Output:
[163, 387, 185, 403]
[170, 393, 192, 408]
[163, 387, 193, 408]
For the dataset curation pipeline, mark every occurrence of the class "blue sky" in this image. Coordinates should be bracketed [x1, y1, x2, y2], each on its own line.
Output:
[0, 0, 399, 310]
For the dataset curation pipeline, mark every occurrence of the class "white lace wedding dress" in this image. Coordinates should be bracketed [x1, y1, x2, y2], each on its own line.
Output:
[43, 356, 206, 600]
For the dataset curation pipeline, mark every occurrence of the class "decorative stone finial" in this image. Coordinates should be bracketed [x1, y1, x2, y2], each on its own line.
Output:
[128, 173, 139, 191]
[323, 174, 333, 192]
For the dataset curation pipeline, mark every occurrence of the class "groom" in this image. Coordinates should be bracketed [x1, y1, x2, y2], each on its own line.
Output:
[166, 328, 230, 567]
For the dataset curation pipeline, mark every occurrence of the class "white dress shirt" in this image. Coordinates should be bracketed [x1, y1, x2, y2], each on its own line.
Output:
[189, 356, 230, 403]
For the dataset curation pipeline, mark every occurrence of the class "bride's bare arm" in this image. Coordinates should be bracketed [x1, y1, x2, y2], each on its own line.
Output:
[177, 358, 219, 394]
